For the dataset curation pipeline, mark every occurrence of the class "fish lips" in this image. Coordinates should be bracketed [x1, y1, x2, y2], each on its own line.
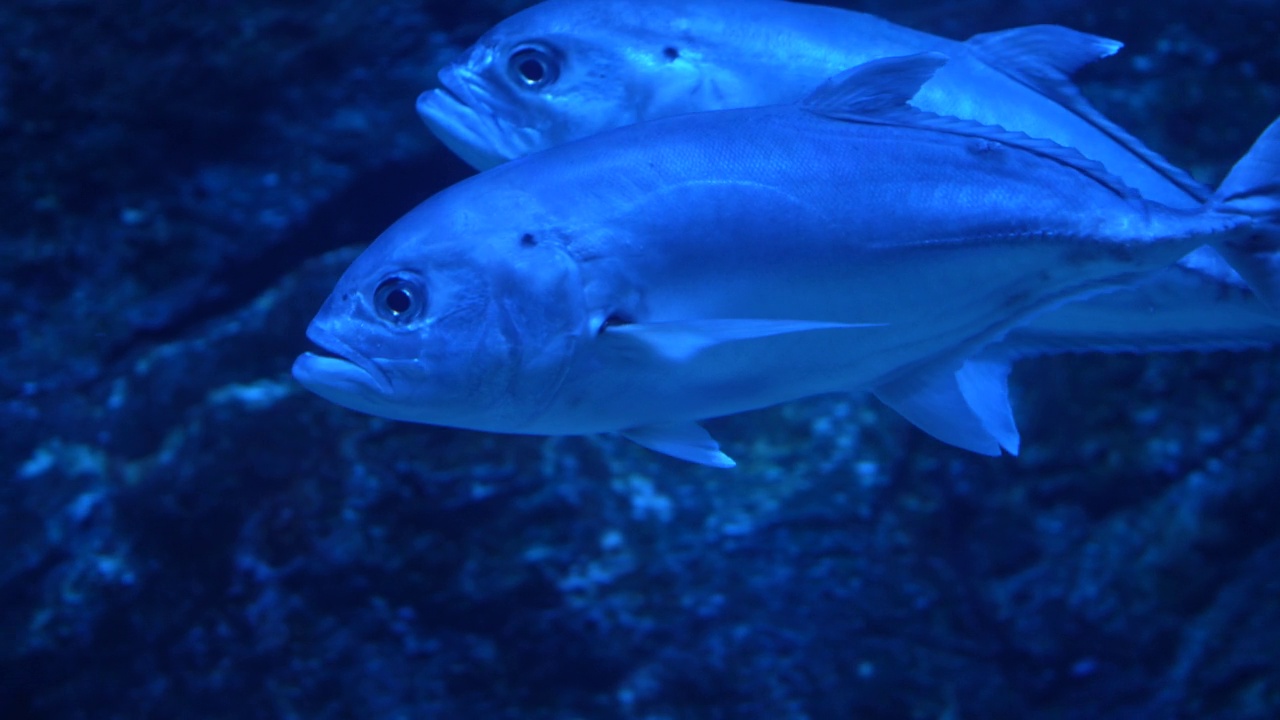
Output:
[417, 71, 518, 170]
[292, 325, 393, 398]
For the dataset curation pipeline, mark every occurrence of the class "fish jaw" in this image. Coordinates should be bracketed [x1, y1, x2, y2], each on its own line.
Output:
[418, 88, 511, 171]
[292, 324, 394, 415]
[293, 352, 381, 400]
[417, 66, 545, 170]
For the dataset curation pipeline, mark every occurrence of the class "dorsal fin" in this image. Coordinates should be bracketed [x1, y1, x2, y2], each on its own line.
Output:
[802, 52, 948, 116]
[968, 24, 1122, 80]
[966, 25, 1210, 203]
[800, 53, 1142, 202]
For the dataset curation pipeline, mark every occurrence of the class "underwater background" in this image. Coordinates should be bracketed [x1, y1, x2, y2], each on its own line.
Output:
[3, 0, 1279, 717]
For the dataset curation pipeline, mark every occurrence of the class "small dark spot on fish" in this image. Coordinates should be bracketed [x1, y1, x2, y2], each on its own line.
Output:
[663, 46, 680, 61]
[968, 140, 1002, 155]
[1003, 289, 1031, 310]
[341, 293, 350, 301]
[520, 232, 537, 247]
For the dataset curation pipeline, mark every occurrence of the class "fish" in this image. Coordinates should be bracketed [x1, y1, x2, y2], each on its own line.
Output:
[417, 0, 1280, 361]
[295, 54, 1280, 467]
[417, 0, 1203, 208]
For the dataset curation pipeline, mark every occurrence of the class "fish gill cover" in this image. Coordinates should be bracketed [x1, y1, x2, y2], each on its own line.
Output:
[1, 0, 1278, 718]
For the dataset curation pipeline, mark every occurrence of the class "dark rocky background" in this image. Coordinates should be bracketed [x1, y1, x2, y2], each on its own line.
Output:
[2, 0, 1278, 717]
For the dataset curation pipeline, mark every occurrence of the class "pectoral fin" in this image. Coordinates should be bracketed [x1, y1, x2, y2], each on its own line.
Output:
[620, 422, 736, 468]
[602, 318, 879, 362]
[874, 359, 1020, 456]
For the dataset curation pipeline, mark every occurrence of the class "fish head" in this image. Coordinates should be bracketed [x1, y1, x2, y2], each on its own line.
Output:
[418, 0, 750, 169]
[292, 188, 591, 432]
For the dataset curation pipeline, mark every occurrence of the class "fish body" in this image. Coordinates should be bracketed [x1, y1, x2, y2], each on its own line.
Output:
[418, 0, 1280, 362]
[296, 56, 1279, 465]
[419, 0, 1204, 208]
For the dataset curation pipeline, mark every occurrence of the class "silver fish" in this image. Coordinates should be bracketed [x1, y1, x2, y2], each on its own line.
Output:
[296, 55, 1279, 467]
[418, 0, 1203, 209]
[417, 0, 1279, 358]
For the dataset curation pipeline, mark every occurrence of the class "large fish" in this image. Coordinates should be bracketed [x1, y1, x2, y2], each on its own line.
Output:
[416, 0, 1280, 358]
[417, 0, 1203, 209]
[296, 55, 1280, 467]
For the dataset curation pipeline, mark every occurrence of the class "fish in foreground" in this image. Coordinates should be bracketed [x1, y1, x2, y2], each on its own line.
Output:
[418, 0, 1280, 360]
[296, 55, 1280, 467]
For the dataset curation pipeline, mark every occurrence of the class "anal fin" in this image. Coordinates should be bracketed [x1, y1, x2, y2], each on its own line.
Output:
[874, 358, 1020, 456]
[620, 422, 736, 468]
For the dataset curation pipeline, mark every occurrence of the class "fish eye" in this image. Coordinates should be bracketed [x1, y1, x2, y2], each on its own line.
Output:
[373, 276, 425, 324]
[508, 46, 559, 90]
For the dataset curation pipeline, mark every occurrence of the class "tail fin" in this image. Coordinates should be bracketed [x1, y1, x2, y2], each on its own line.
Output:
[1214, 117, 1280, 310]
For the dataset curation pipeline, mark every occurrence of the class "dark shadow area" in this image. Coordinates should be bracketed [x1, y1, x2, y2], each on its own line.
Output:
[107, 149, 477, 365]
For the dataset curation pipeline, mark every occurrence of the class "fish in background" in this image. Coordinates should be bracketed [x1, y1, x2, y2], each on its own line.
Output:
[417, 0, 1201, 205]
[416, 0, 1280, 357]
[295, 55, 1280, 466]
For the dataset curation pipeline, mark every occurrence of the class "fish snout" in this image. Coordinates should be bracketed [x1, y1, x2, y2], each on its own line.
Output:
[299, 322, 394, 395]
[418, 66, 519, 170]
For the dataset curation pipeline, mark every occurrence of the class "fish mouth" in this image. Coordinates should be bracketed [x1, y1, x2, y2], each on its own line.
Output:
[417, 68, 538, 169]
[292, 325, 394, 396]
